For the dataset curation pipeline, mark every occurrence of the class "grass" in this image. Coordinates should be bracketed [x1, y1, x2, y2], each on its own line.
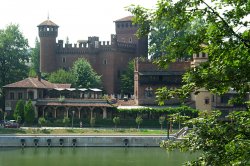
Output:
[0, 127, 178, 135]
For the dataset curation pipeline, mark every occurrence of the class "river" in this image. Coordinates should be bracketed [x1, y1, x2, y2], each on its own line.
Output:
[0, 147, 198, 166]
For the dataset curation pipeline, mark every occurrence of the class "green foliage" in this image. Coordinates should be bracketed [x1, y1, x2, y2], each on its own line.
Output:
[0, 24, 29, 94]
[58, 96, 65, 103]
[129, 0, 250, 164]
[129, 0, 250, 104]
[30, 37, 40, 74]
[90, 117, 96, 127]
[116, 106, 198, 118]
[38, 117, 46, 127]
[24, 100, 35, 125]
[72, 58, 102, 88]
[48, 69, 75, 85]
[120, 60, 134, 95]
[113, 116, 120, 128]
[14, 100, 25, 122]
[16, 116, 22, 124]
[159, 116, 165, 130]
[63, 117, 70, 127]
[135, 116, 143, 129]
[161, 110, 250, 165]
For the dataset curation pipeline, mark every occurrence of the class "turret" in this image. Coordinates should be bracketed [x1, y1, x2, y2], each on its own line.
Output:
[38, 19, 59, 73]
[114, 16, 148, 56]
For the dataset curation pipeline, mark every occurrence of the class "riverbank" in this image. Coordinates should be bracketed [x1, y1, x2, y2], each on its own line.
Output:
[0, 127, 177, 135]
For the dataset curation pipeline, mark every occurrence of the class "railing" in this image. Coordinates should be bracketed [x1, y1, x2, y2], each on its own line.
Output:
[175, 127, 189, 138]
[36, 98, 108, 104]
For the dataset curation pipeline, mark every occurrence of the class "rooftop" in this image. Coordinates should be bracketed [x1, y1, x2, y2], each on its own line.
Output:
[38, 19, 59, 27]
[115, 16, 133, 22]
[3, 77, 71, 89]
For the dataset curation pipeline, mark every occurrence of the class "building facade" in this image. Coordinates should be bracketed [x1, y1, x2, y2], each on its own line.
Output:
[134, 58, 191, 105]
[3, 77, 112, 120]
[38, 16, 148, 95]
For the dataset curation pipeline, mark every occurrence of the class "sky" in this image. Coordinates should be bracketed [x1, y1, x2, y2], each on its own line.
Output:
[0, 0, 157, 48]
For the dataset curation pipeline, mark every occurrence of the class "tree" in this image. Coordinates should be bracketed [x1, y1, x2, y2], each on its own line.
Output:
[24, 100, 35, 125]
[170, 112, 189, 130]
[120, 60, 134, 96]
[161, 110, 250, 165]
[30, 37, 40, 75]
[113, 116, 120, 129]
[38, 117, 46, 127]
[63, 117, 70, 127]
[90, 117, 96, 127]
[72, 58, 102, 88]
[48, 69, 76, 85]
[128, 0, 250, 102]
[0, 24, 29, 111]
[135, 116, 143, 129]
[159, 116, 165, 130]
[129, 0, 250, 164]
[14, 100, 25, 123]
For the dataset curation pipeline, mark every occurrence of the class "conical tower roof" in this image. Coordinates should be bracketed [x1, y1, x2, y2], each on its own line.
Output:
[38, 19, 58, 27]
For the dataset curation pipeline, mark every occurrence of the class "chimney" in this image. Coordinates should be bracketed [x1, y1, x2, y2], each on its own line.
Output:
[37, 71, 41, 81]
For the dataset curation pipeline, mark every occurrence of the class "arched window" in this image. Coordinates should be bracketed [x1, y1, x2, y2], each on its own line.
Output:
[28, 91, 34, 100]
[145, 87, 153, 97]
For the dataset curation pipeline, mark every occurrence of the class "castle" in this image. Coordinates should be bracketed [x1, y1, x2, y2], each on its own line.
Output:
[38, 16, 148, 94]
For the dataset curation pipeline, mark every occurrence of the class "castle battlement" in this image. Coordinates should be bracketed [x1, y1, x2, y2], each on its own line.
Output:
[39, 16, 147, 94]
[55, 35, 137, 54]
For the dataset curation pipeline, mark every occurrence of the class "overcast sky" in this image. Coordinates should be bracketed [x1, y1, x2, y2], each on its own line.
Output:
[0, 0, 157, 47]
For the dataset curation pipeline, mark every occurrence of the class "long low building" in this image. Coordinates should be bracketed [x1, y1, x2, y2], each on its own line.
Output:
[3, 77, 113, 120]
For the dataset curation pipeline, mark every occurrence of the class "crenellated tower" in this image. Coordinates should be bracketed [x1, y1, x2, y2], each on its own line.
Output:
[38, 19, 59, 73]
[114, 16, 148, 56]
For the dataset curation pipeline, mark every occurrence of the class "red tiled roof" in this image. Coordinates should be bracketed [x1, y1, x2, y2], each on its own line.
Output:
[54, 83, 71, 89]
[36, 102, 112, 107]
[115, 16, 133, 22]
[3, 77, 71, 89]
[38, 19, 58, 27]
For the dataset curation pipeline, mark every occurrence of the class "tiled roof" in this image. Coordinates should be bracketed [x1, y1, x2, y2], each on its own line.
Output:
[38, 19, 58, 27]
[54, 84, 71, 89]
[115, 16, 133, 22]
[36, 102, 112, 107]
[3, 77, 70, 89]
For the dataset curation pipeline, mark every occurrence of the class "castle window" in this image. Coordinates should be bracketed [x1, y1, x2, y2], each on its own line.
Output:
[196, 53, 200, 58]
[159, 75, 163, 82]
[18, 92, 23, 99]
[125, 23, 128, 27]
[10, 92, 15, 100]
[121, 23, 124, 28]
[38, 91, 43, 98]
[103, 59, 107, 65]
[202, 52, 206, 58]
[117, 23, 120, 28]
[204, 98, 210, 105]
[129, 37, 132, 43]
[62, 57, 66, 63]
[145, 87, 153, 97]
[28, 91, 34, 100]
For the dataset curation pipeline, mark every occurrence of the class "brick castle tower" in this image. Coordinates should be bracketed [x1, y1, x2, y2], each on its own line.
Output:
[38, 19, 59, 73]
[38, 16, 148, 94]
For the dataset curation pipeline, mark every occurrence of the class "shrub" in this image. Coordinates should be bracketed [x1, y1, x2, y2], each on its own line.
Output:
[24, 100, 35, 125]
[38, 117, 46, 127]
[63, 117, 70, 127]
[159, 116, 165, 130]
[136, 116, 143, 129]
[90, 117, 96, 127]
[113, 116, 120, 129]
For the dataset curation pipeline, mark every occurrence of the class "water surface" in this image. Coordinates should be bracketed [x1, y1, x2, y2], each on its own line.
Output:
[0, 147, 197, 166]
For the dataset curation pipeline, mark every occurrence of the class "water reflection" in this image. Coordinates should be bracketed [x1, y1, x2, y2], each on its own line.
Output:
[0, 147, 198, 166]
